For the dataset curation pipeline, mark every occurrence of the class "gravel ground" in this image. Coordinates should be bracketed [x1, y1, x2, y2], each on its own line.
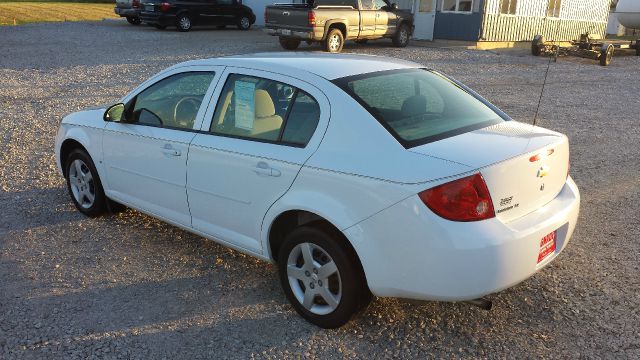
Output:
[1, 20, 639, 359]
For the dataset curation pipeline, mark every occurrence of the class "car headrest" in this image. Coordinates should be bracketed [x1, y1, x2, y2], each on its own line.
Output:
[255, 89, 276, 118]
[401, 95, 427, 118]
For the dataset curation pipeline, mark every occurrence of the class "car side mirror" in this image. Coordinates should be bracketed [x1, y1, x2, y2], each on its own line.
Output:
[104, 103, 125, 122]
[391, 3, 398, 9]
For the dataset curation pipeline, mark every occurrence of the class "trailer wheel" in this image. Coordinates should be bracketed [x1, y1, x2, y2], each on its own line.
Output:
[600, 44, 614, 66]
[532, 35, 545, 56]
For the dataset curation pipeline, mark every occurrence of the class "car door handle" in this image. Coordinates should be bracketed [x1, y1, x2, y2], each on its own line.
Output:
[161, 144, 181, 157]
[254, 161, 281, 177]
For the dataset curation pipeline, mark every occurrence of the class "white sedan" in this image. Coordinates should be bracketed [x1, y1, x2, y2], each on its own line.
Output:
[55, 53, 580, 328]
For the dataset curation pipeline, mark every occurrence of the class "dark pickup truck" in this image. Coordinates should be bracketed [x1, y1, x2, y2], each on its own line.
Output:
[265, 0, 414, 53]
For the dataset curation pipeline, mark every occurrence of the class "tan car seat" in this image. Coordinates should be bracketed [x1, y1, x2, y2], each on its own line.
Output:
[252, 89, 282, 139]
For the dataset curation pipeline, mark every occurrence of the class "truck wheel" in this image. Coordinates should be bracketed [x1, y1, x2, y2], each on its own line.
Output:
[532, 34, 545, 56]
[392, 24, 410, 47]
[176, 14, 192, 32]
[600, 44, 614, 66]
[279, 37, 301, 50]
[126, 16, 141, 25]
[324, 28, 344, 53]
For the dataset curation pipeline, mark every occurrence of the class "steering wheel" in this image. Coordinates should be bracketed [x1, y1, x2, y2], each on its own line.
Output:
[173, 97, 202, 128]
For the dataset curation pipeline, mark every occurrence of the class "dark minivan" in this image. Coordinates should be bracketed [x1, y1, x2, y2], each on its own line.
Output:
[140, 0, 256, 32]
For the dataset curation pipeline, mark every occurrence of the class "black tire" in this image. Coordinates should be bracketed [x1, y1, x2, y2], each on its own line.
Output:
[64, 149, 107, 217]
[392, 23, 410, 47]
[176, 14, 192, 32]
[126, 16, 141, 25]
[216, 25, 226, 30]
[277, 225, 370, 329]
[324, 28, 344, 53]
[600, 44, 614, 66]
[279, 36, 301, 50]
[635, 39, 640, 56]
[154, 24, 166, 30]
[237, 15, 251, 30]
[354, 39, 368, 45]
[532, 34, 544, 56]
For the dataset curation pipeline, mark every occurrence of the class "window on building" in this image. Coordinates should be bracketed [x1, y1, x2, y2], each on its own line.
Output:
[441, 0, 473, 13]
[500, 0, 516, 15]
[546, 0, 561, 17]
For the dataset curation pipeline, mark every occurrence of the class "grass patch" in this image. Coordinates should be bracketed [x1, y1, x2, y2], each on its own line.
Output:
[0, 2, 118, 25]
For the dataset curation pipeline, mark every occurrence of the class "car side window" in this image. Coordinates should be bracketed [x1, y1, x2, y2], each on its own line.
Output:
[125, 72, 215, 130]
[210, 74, 320, 146]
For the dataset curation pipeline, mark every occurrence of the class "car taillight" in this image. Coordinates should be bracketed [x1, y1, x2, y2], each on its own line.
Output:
[419, 173, 495, 222]
[160, 2, 171, 12]
[308, 11, 316, 26]
[132, 0, 140, 8]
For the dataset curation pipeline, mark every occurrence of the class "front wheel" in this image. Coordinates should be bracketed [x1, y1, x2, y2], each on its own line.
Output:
[126, 16, 141, 25]
[324, 28, 344, 53]
[176, 14, 192, 32]
[279, 37, 301, 50]
[392, 24, 410, 47]
[65, 149, 107, 217]
[237, 16, 251, 30]
[278, 225, 370, 328]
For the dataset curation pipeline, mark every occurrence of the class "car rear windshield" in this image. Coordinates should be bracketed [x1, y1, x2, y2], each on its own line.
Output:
[333, 69, 504, 148]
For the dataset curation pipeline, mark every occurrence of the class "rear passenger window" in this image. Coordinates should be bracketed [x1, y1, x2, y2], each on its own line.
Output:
[210, 74, 320, 147]
[281, 91, 320, 146]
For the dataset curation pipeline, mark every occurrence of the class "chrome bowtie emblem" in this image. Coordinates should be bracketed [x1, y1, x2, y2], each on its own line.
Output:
[537, 165, 549, 178]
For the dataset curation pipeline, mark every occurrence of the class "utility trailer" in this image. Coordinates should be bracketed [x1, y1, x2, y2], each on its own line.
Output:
[531, 33, 640, 66]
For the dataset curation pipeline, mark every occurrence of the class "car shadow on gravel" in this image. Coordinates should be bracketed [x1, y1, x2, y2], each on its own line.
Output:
[0, 187, 84, 234]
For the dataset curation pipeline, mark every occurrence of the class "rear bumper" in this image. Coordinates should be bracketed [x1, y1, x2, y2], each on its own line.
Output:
[264, 27, 321, 40]
[344, 177, 580, 301]
[140, 12, 175, 26]
[114, 7, 140, 17]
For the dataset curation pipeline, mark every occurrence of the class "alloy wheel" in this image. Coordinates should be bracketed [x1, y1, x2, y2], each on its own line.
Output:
[240, 17, 250, 29]
[329, 34, 341, 52]
[68, 159, 95, 209]
[286, 242, 342, 315]
[179, 16, 191, 30]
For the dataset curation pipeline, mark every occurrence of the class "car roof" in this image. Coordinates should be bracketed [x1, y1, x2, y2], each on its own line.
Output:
[176, 52, 422, 80]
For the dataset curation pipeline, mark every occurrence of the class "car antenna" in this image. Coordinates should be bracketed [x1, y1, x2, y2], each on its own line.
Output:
[532, 19, 562, 127]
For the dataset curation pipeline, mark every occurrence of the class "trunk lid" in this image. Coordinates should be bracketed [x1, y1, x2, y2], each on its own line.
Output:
[410, 121, 569, 223]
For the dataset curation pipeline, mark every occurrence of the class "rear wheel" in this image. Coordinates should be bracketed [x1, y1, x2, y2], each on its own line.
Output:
[324, 28, 344, 53]
[237, 15, 251, 30]
[392, 23, 410, 47]
[278, 225, 370, 328]
[279, 37, 301, 50]
[126, 16, 141, 25]
[65, 150, 107, 217]
[176, 14, 192, 32]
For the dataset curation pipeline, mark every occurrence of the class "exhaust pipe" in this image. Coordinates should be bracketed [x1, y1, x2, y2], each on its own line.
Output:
[465, 298, 492, 310]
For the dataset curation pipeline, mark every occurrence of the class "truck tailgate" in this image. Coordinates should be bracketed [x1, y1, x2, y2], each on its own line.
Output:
[266, 6, 311, 29]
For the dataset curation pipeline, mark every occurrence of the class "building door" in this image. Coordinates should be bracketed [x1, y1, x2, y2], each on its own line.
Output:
[413, 0, 436, 40]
